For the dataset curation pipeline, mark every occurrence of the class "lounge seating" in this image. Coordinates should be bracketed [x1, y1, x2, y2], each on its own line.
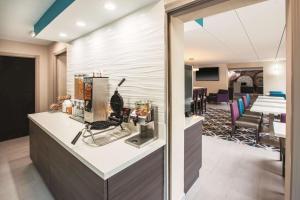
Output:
[207, 89, 229, 103]
[230, 100, 262, 143]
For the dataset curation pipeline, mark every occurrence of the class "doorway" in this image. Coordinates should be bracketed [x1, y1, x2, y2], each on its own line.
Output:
[55, 52, 67, 98]
[0, 56, 35, 142]
[167, 0, 289, 200]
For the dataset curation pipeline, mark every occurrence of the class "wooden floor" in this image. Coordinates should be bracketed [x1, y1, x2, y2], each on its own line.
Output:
[0, 136, 284, 200]
[186, 135, 285, 200]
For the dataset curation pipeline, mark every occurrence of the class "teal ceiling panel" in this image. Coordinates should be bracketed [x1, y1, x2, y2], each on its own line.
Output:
[34, 0, 75, 35]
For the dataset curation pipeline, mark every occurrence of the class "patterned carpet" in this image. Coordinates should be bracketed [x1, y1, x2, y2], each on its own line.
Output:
[202, 108, 279, 151]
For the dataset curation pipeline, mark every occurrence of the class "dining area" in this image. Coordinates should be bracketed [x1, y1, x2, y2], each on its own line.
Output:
[250, 95, 286, 176]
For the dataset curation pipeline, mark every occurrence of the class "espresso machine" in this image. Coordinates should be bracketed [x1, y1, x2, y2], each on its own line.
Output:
[83, 76, 109, 123]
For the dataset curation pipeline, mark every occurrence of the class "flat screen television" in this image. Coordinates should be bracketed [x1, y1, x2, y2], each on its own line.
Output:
[196, 67, 219, 81]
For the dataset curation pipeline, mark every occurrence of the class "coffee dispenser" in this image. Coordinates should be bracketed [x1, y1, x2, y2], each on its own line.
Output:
[83, 77, 109, 123]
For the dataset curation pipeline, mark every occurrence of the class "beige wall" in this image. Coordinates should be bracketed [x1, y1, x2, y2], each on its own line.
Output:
[0, 39, 49, 112]
[47, 42, 68, 105]
[193, 64, 228, 94]
[192, 61, 287, 95]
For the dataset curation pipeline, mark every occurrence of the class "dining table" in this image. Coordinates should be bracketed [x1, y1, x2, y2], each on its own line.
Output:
[257, 96, 285, 100]
[250, 96, 286, 115]
[253, 101, 286, 108]
[250, 105, 286, 115]
[255, 98, 286, 103]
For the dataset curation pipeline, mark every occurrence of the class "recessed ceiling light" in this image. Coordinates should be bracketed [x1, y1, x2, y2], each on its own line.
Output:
[59, 32, 67, 37]
[76, 21, 86, 27]
[29, 31, 36, 38]
[104, 2, 116, 10]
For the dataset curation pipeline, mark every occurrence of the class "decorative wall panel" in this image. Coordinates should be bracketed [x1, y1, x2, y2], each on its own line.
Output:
[67, 1, 166, 138]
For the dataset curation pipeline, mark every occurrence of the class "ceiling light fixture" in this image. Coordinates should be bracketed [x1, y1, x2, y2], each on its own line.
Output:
[59, 32, 67, 37]
[76, 21, 86, 27]
[104, 2, 116, 10]
[29, 31, 36, 38]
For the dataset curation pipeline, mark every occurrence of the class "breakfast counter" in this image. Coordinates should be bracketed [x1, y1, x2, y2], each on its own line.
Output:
[185, 115, 205, 129]
[28, 112, 165, 200]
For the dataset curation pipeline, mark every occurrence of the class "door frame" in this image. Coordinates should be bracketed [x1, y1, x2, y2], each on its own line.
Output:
[53, 49, 67, 99]
[0, 52, 39, 112]
[165, 0, 295, 199]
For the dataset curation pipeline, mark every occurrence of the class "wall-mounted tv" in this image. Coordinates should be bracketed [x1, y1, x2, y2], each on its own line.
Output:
[196, 67, 219, 81]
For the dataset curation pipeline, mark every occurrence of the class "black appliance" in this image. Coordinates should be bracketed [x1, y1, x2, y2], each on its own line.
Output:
[71, 78, 126, 145]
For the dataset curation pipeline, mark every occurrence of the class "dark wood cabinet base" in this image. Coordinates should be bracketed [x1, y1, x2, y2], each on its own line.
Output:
[29, 120, 164, 200]
[184, 121, 202, 193]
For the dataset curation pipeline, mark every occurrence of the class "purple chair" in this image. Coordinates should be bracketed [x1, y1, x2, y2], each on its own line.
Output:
[242, 95, 262, 116]
[242, 96, 249, 109]
[230, 100, 262, 143]
[207, 89, 229, 103]
[280, 113, 286, 123]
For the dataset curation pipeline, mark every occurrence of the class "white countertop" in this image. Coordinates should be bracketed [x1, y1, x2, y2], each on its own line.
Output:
[185, 115, 205, 129]
[28, 112, 165, 180]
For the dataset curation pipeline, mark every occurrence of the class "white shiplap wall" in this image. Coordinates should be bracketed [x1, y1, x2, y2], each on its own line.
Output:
[67, 1, 165, 138]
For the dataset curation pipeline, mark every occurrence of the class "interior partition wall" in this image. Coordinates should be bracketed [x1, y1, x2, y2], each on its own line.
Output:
[286, 0, 300, 199]
[165, 0, 291, 200]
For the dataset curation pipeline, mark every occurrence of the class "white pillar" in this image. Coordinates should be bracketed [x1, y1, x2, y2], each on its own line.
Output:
[286, 0, 300, 199]
[169, 16, 185, 200]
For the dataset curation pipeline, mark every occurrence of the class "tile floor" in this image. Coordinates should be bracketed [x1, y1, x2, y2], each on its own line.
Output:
[186, 136, 284, 200]
[0, 135, 284, 200]
[0, 137, 53, 200]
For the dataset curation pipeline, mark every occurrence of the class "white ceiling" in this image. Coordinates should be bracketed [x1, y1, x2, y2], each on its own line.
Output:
[184, 0, 286, 65]
[0, 0, 55, 45]
[36, 0, 159, 42]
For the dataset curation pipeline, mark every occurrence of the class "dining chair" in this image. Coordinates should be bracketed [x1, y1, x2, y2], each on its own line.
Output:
[246, 93, 251, 105]
[242, 95, 250, 109]
[280, 113, 286, 123]
[202, 88, 207, 113]
[280, 113, 286, 176]
[270, 91, 286, 99]
[237, 98, 262, 119]
[193, 89, 201, 115]
[230, 100, 262, 143]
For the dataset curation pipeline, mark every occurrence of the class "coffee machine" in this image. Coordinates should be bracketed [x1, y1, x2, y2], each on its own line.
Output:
[83, 77, 109, 123]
